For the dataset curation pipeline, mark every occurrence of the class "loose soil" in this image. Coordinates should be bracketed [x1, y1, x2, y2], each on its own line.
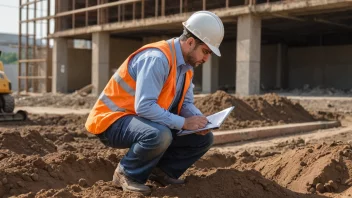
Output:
[1, 91, 350, 197]
[15, 91, 325, 131]
[15, 93, 97, 110]
[1, 123, 352, 198]
[195, 91, 318, 130]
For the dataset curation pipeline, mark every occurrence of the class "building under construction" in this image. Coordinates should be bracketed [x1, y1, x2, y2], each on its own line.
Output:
[18, 0, 352, 96]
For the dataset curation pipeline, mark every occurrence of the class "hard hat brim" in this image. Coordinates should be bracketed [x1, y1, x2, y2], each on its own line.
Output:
[182, 22, 221, 56]
[206, 43, 221, 57]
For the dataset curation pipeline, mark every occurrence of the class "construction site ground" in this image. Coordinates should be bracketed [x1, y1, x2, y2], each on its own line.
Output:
[1, 91, 352, 198]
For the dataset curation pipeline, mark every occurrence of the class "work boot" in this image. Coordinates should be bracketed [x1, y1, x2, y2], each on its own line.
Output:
[149, 167, 185, 186]
[112, 164, 151, 195]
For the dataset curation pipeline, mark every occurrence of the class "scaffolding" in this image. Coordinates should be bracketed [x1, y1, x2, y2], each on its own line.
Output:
[17, 0, 262, 94]
[18, 0, 52, 93]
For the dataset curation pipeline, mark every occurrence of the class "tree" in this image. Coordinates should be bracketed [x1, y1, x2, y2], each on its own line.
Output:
[0, 52, 18, 64]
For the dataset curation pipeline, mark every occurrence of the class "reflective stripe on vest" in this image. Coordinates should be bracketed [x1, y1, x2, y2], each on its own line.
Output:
[112, 72, 135, 96]
[85, 39, 190, 134]
[98, 92, 125, 112]
[167, 40, 175, 72]
[98, 41, 176, 112]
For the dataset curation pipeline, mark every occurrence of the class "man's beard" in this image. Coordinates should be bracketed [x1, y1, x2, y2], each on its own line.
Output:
[186, 48, 204, 67]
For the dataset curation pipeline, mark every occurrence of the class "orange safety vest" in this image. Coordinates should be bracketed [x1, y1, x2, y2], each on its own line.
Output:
[85, 39, 194, 134]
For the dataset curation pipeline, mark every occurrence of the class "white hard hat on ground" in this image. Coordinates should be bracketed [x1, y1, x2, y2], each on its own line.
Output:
[182, 11, 224, 56]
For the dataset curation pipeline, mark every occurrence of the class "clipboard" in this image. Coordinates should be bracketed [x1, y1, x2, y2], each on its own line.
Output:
[177, 106, 235, 136]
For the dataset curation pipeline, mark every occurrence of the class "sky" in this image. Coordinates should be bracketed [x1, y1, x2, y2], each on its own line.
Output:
[0, 0, 19, 34]
[0, 0, 54, 36]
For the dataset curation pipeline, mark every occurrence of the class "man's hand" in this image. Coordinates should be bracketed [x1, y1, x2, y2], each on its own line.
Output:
[182, 116, 208, 131]
[196, 129, 211, 136]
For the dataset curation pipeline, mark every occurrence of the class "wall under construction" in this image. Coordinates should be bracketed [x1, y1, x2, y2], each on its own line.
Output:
[19, 0, 352, 95]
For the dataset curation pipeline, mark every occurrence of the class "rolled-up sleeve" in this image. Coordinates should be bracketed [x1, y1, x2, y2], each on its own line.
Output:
[133, 53, 185, 130]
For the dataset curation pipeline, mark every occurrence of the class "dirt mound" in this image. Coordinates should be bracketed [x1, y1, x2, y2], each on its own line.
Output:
[0, 130, 56, 156]
[14, 150, 324, 198]
[13, 91, 321, 131]
[1, 121, 350, 198]
[28, 114, 88, 126]
[15, 93, 97, 109]
[194, 91, 316, 130]
[0, 148, 123, 197]
[194, 149, 237, 169]
[19, 180, 140, 198]
[1, 95, 349, 197]
[234, 142, 352, 195]
[0, 114, 88, 136]
[152, 169, 315, 198]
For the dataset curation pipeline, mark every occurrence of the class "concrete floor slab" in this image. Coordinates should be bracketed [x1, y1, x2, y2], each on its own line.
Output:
[213, 121, 341, 145]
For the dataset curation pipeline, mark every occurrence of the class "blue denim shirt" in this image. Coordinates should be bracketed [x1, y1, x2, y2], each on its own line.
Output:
[127, 38, 203, 130]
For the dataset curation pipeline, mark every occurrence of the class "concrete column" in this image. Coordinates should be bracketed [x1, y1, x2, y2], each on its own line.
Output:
[202, 54, 219, 93]
[92, 32, 110, 96]
[236, 14, 262, 95]
[276, 43, 288, 89]
[52, 38, 68, 93]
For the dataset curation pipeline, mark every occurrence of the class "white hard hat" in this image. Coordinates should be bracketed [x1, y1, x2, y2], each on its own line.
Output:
[183, 11, 224, 56]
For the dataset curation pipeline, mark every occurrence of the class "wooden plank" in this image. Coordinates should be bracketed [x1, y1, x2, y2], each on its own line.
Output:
[77, 84, 93, 96]
[180, 0, 183, 14]
[21, 16, 52, 23]
[185, 0, 188, 12]
[19, 59, 46, 63]
[20, 0, 43, 7]
[141, 0, 144, 19]
[18, 76, 48, 79]
[118, 5, 121, 22]
[122, 4, 125, 21]
[133, 2, 135, 20]
[33, 0, 37, 92]
[57, 0, 61, 31]
[97, 0, 100, 24]
[86, 0, 88, 26]
[33, 0, 37, 57]
[45, 0, 50, 92]
[73, 0, 76, 28]
[18, 0, 22, 93]
[55, 0, 141, 18]
[155, 0, 158, 17]
[25, 0, 29, 92]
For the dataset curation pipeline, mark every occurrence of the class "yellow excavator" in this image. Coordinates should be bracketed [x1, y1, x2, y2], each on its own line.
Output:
[0, 51, 27, 121]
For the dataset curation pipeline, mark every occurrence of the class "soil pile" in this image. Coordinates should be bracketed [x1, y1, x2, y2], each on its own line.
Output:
[15, 93, 97, 109]
[1, 120, 352, 197]
[194, 91, 316, 130]
[14, 91, 323, 131]
[10, 91, 320, 132]
[0, 127, 123, 198]
[233, 141, 352, 195]
[0, 133, 317, 198]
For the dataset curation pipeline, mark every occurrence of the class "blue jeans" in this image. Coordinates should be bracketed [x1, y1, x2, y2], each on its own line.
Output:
[97, 115, 213, 184]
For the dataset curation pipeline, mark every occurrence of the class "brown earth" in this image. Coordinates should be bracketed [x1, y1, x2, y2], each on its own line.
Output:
[15, 91, 325, 131]
[15, 93, 97, 110]
[1, 122, 352, 198]
[0, 124, 330, 198]
[195, 91, 319, 130]
[1, 91, 350, 197]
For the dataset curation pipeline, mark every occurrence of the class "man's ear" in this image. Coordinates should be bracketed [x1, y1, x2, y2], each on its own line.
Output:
[186, 37, 194, 47]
